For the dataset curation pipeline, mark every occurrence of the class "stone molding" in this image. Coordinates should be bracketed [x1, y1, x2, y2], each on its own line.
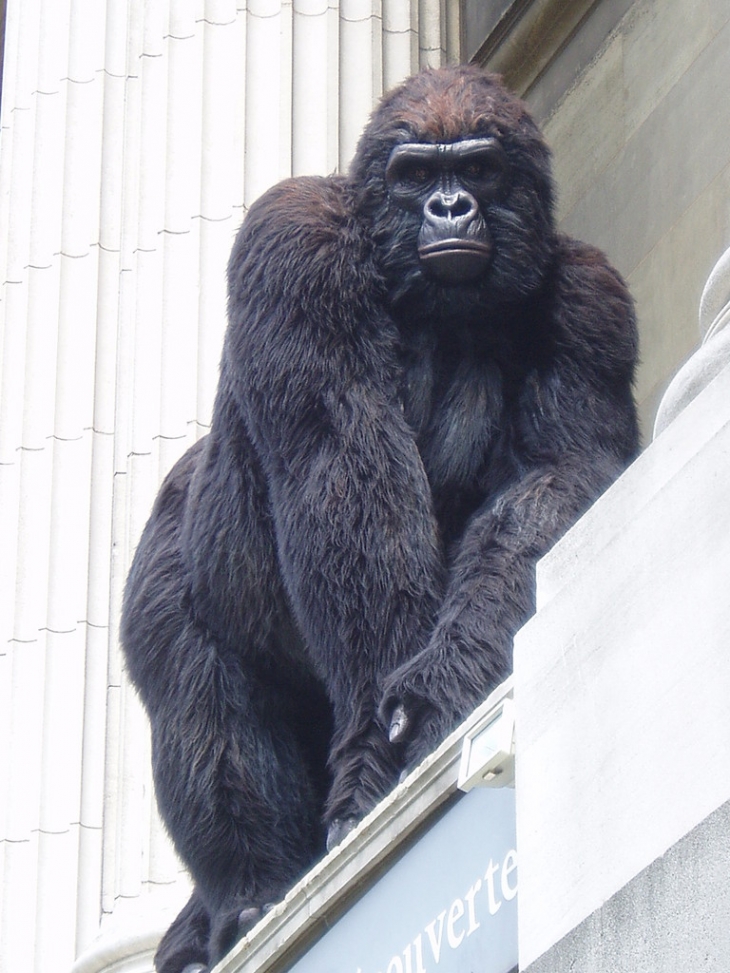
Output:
[469, 0, 598, 95]
[654, 245, 730, 437]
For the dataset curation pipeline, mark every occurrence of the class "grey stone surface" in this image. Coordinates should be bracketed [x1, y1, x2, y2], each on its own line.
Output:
[526, 0, 634, 123]
[538, 0, 730, 440]
[514, 360, 730, 965]
[558, 12, 730, 282]
[653, 244, 730, 436]
[523, 798, 730, 973]
[462, 0, 514, 62]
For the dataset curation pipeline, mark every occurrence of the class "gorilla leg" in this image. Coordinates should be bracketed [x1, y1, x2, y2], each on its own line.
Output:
[122, 438, 333, 969]
[155, 890, 210, 973]
[150, 626, 333, 967]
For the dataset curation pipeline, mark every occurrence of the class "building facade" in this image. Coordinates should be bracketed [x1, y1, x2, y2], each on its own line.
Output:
[0, 1, 729, 971]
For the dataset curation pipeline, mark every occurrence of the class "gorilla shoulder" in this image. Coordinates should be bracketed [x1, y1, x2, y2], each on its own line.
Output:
[227, 174, 378, 312]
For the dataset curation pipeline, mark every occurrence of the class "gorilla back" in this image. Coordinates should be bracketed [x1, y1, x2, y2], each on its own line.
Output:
[121, 65, 639, 973]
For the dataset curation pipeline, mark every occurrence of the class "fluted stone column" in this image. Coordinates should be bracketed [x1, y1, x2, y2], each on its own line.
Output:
[0, 3, 459, 973]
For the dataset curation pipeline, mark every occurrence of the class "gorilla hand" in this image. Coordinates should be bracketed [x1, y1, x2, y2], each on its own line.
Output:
[379, 653, 456, 769]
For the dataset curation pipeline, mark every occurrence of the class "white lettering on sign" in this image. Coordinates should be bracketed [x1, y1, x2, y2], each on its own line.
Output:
[424, 912, 446, 964]
[501, 850, 517, 902]
[359, 847, 517, 973]
[463, 879, 481, 935]
[446, 897, 465, 949]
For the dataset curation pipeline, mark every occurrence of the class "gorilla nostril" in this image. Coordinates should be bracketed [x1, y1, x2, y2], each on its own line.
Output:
[426, 191, 477, 222]
[426, 197, 445, 218]
[450, 194, 476, 218]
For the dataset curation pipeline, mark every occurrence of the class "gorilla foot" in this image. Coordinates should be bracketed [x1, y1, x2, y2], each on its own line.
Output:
[382, 691, 435, 748]
[237, 902, 275, 935]
[381, 681, 454, 769]
[209, 900, 276, 964]
[326, 816, 359, 852]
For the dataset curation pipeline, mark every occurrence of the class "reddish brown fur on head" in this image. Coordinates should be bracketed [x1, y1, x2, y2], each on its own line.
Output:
[373, 66, 530, 144]
[348, 65, 550, 212]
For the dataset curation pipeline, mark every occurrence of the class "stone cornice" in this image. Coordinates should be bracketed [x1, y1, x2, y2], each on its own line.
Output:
[470, 0, 598, 97]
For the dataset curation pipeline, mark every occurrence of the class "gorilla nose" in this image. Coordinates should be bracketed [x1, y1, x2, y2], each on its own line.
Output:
[425, 190, 478, 222]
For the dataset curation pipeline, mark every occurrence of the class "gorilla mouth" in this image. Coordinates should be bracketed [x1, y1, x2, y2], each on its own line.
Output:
[418, 239, 492, 283]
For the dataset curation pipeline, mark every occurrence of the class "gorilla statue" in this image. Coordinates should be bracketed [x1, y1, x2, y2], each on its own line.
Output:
[121, 65, 639, 972]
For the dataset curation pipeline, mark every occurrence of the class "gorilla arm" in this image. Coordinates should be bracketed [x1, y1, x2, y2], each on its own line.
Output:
[223, 176, 444, 820]
[382, 454, 622, 764]
[381, 238, 640, 765]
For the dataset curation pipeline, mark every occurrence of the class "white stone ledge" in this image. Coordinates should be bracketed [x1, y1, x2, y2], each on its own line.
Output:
[514, 359, 730, 969]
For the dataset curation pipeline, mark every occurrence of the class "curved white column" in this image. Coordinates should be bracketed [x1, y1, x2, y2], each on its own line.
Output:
[654, 245, 730, 437]
[0, 2, 454, 971]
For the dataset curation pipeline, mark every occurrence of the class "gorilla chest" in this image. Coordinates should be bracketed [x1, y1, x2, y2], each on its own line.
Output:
[399, 343, 516, 500]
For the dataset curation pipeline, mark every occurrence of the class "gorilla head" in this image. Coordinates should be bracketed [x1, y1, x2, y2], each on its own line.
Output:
[349, 66, 556, 311]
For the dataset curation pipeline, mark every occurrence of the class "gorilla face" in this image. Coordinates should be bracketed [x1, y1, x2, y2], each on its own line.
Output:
[349, 66, 557, 312]
[384, 137, 507, 284]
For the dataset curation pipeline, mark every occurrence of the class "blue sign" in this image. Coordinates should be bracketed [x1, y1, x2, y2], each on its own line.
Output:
[287, 787, 517, 973]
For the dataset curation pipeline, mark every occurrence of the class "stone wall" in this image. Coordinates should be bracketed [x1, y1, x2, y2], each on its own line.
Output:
[533, 0, 730, 440]
[514, 351, 730, 970]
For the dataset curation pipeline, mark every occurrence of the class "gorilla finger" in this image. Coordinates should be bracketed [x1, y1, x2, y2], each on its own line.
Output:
[326, 816, 359, 852]
[388, 703, 410, 743]
[237, 900, 277, 937]
[237, 906, 264, 934]
[181, 966, 207, 973]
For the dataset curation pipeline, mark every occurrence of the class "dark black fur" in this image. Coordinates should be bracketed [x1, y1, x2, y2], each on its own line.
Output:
[121, 66, 639, 972]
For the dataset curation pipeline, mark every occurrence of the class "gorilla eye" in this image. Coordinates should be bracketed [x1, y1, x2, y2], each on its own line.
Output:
[396, 163, 434, 190]
[404, 165, 431, 185]
[456, 142, 507, 195]
[385, 144, 441, 204]
[463, 161, 485, 178]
